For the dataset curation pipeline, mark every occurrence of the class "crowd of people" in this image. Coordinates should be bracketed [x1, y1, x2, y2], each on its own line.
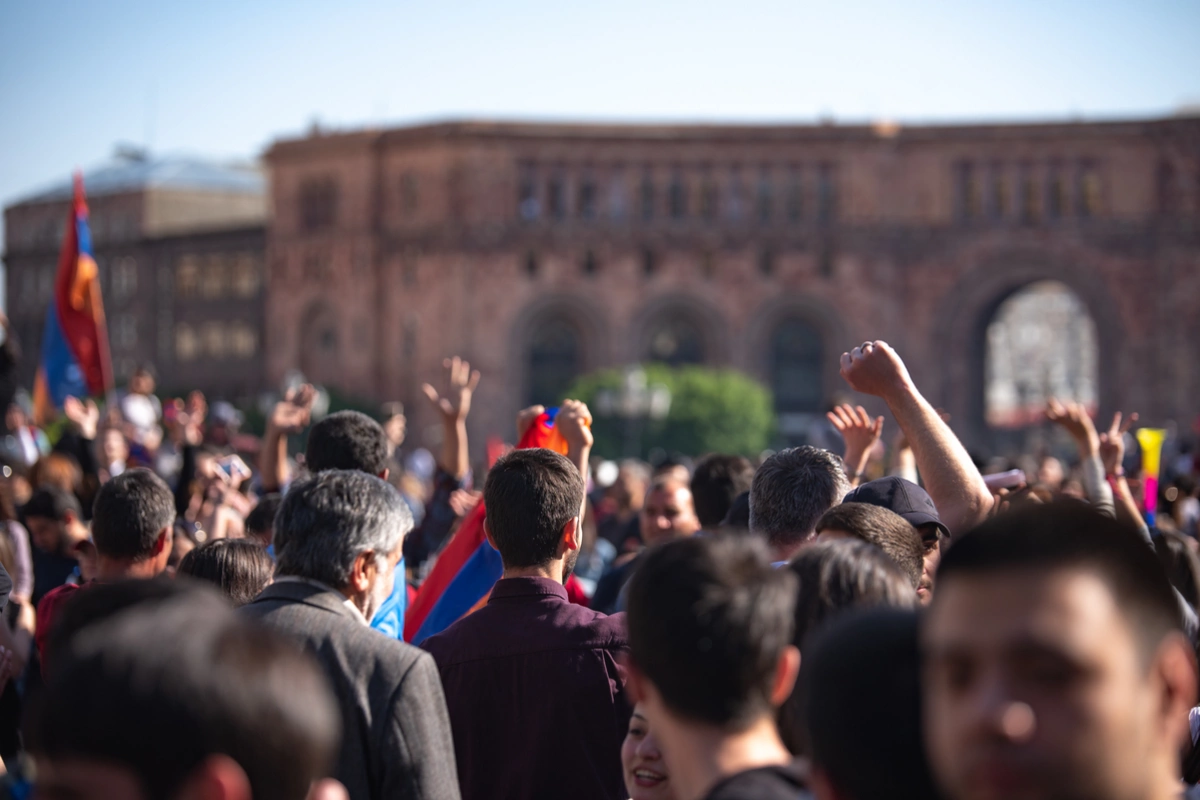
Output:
[0, 327, 1198, 800]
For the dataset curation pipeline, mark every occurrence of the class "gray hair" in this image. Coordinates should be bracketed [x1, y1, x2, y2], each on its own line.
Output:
[274, 470, 413, 588]
[749, 446, 850, 549]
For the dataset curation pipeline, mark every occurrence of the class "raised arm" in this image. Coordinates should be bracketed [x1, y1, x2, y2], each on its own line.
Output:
[840, 340, 993, 535]
[1098, 411, 1149, 539]
[258, 384, 315, 493]
[827, 403, 883, 487]
[555, 399, 594, 520]
[1045, 398, 1115, 519]
[421, 357, 480, 481]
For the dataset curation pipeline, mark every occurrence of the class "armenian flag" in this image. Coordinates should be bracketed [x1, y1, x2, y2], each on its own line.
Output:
[405, 408, 569, 644]
[32, 175, 112, 423]
[1136, 427, 1167, 527]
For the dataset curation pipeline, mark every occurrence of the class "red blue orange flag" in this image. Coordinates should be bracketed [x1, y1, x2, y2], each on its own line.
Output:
[33, 175, 112, 423]
[405, 408, 570, 644]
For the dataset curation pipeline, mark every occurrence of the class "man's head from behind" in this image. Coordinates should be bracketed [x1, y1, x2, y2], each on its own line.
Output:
[626, 535, 799, 734]
[640, 476, 701, 547]
[922, 502, 1195, 800]
[815, 502, 923, 590]
[799, 608, 941, 800]
[690, 454, 755, 530]
[305, 410, 389, 478]
[275, 470, 412, 622]
[28, 581, 340, 800]
[23, 486, 84, 556]
[844, 476, 949, 603]
[91, 469, 176, 575]
[750, 446, 849, 558]
[483, 448, 584, 576]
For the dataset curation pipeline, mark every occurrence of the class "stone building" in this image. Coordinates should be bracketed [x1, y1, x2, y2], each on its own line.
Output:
[265, 116, 1200, 454]
[3, 150, 267, 399]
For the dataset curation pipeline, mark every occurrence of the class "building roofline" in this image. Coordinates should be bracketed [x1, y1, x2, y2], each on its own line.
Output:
[264, 112, 1200, 158]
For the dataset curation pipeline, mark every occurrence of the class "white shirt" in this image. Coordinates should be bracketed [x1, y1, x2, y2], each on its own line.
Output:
[273, 575, 369, 626]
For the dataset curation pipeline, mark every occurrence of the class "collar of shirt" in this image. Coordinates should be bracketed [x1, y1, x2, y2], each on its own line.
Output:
[489, 576, 568, 603]
[273, 576, 369, 626]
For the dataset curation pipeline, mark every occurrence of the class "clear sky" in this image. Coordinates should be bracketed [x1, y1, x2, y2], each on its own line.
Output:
[1, 0, 1198, 222]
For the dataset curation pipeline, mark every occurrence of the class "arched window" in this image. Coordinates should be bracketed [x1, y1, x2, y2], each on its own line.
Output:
[644, 312, 705, 366]
[771, 319, 824, 414]
[526, 317, 582, 406]
[985, 281, 1097, 428]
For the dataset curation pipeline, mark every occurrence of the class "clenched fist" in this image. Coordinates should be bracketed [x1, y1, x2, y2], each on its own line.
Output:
[839, 341, 914, 400]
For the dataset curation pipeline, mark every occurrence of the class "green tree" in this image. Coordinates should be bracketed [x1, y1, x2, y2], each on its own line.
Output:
[565, 364, 775, 460]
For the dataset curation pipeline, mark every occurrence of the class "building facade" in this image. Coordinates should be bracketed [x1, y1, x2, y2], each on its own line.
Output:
[3, 152, 268, 401]
[265, 117, 1200, 454]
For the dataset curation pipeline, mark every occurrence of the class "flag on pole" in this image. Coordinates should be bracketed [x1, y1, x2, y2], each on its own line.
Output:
[32, 174, 112, 423]
[404, 408, 572, 644]
[1135, 427, 1167, 527]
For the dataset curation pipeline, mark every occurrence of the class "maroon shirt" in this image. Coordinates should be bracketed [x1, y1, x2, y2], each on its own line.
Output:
[422, 576, 630, 800]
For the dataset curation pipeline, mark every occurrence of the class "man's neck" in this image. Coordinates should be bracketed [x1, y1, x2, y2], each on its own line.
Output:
[95, 556, 161, 581]
[656, 714, 792, 800]
[502, 563, 565, 584]
[772, 538, 809, 564]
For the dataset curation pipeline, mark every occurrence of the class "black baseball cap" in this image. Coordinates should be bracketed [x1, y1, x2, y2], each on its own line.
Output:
[843, 477, 951, 538]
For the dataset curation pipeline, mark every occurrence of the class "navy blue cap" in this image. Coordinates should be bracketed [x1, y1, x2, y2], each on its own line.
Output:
[844, 477, 951, 538]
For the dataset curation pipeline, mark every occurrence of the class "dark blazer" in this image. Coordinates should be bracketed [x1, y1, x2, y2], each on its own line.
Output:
[241, 581, 460, 800]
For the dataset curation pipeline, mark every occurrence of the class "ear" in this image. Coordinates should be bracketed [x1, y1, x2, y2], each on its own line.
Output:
[482, 516, 499, 552]
[561, 517, 581, 554]
[379, 468, 390, 482]
[622, 654, 647, 705]
[152, 526, 172, 557]
[770, 645, 801, 707]
[173, 755, 253, 800]
[1155, 633, 1197, 748]
[348, 550, 379, 595]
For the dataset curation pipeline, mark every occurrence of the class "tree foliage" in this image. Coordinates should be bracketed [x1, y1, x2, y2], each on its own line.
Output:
[565, 364, 775, 460]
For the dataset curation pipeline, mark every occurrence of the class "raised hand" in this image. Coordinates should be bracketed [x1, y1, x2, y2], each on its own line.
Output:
[422, 357, 481, 425]
[270, 383, 316, 435]
[1099, 411, 1138, 476]
[516, 405, 546, 442]
[839, 341, 914, 400]
[827, 404, 883, 479]
[63, 396, 100, 440]
[556, 399, 594, 453]
[1045, 398, 1099, 457]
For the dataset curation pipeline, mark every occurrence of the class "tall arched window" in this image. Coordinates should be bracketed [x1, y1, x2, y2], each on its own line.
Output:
[771, 319, 824, 414]
[527, 317, 582, 406]
[985, 281, 1097, 428]
[644, 313, 705, 366]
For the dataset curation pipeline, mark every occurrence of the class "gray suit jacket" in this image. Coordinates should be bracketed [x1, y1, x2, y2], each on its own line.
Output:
[241, 581, 460, 800]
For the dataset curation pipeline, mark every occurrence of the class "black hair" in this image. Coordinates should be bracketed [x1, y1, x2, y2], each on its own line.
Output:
[788, 538, 918, 652]
[626, 535, 797, 729]
[245, 493, 284, 542]
[721, 491, 751, 532]
[815, 503, 924, 589]
[936, 502, 1182, 661]
[91, 469, 176, 561]
[483, 449, 584, 569]
[305, 410, 388, 476]
[691, 454, 755, 529]
[1153, 530, 1200, 611]
[22, 486, 81, 522]
[750, 446, 850, 548]
[178, 539, 274, 607]
[797, 609, 943, 799]
[27, 581, 339, 800]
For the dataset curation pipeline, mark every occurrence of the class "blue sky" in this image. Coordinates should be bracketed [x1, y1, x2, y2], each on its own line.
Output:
[1, 0, 1198, 223]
